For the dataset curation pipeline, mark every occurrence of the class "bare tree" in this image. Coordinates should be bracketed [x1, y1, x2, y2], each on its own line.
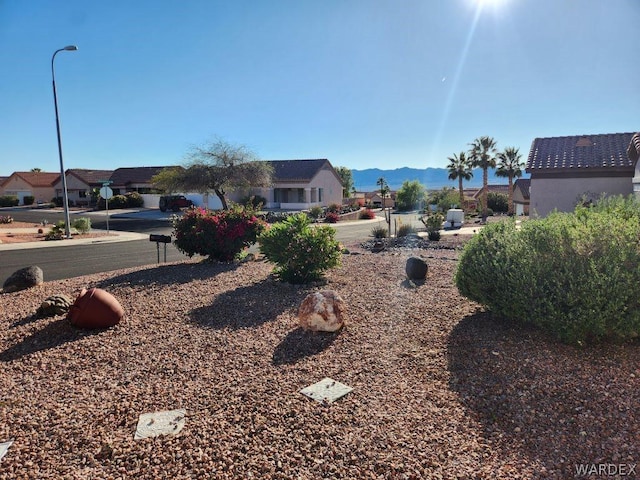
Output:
[152, 139, 273, 210]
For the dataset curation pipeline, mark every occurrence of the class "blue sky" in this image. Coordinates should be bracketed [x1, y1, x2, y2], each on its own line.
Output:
[1, 0, 638, 178]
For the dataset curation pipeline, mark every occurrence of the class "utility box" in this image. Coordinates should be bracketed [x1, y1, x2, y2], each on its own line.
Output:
[445, 209, 464, 229]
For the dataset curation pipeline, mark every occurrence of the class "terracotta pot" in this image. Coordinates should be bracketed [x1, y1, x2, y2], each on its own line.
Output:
[67, 288, 124, 329]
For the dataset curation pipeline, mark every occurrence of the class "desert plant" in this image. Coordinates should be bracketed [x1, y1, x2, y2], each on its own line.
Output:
[258, 213, 342, 283]
[397, 223, 416, 237]
[45, 220, 66, 241]
[455, 195, 640, 345]
[0, 195, 19, 207]
[326, 203, 341, 213]
[360, 208, 376, 220]
[173, 205, 266, 261]
[72, 217, 92, 234]
[371, 224, 388, 238]
[421, 213, 443, 241]
[0, 215, 14, 224]
[325, 212, 339, 223]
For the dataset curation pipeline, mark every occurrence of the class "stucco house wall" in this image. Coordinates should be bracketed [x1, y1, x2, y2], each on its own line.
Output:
[526, 133, 636, 217]
[530, 175, 632, 217]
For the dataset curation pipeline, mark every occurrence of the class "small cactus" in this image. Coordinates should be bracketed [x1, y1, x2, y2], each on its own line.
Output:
[36, 294, 73, 317]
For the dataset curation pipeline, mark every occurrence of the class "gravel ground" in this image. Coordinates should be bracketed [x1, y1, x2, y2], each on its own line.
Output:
[0, 240, 638, 479]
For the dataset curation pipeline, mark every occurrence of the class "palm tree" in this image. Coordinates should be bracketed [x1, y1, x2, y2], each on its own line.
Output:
[496, 146, 524, 215]
[447, 152, 473, 209]
[30, 168, 42, 172]
[377, 177, 388, 207]
[469, 136, 498, 220]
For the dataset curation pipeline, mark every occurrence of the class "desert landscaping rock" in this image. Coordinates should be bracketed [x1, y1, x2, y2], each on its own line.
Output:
[297, 290, 346, 332]
[2, 265, 43, 293]
[405, 256, 428, 281]
[299, 378, 353, 404]
[134, 409, 186, 440]
[0, 245, 638, 479]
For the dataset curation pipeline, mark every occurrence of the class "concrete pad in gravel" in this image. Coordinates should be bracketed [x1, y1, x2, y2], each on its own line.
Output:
[0, 440, 13, 462]
[134, 409, 186, 440]
[300, 378, 353, 404]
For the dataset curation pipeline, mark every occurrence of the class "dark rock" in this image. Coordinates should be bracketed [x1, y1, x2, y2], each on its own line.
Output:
[405, 257, 428, 281]
[2, 266, 44, 293]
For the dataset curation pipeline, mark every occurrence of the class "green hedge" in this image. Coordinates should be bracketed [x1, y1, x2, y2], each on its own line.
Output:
[455, 196, 640, 345]
[0, 195, 19, 207]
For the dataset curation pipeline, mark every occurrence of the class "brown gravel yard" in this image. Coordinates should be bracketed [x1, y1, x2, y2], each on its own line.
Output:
[0, 242, 638, 479]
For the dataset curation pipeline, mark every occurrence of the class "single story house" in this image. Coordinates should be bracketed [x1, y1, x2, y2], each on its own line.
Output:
[234, 159, 343, 209]
[109, 166, 167, 195]
[512, 178, 531, 216]
[0, 171, 60, 205]
[526, 132, 637, 217]
[364, 190, 396, 208]
[52, 169, 114, 207]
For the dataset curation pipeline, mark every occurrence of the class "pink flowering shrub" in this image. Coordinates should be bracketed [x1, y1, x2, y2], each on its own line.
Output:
[258, 213, 342, 283]
[359, 209, 376, 220]
[172, 205, 266, 261]
[324, 212, 339, 223]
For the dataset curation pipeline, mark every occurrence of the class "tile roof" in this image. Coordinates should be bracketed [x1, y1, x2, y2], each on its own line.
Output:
[0, 176, 8, 186]
[67, 169, 114, 185]
[526, 132, 636, 171]
[473, 184, 511, 198]
[265, 159, 334, 182]
[11, 171, 60, 187]
[514, 178, 531, 200]
[109, 166, 170, 185]
[627, 132, 640, 163]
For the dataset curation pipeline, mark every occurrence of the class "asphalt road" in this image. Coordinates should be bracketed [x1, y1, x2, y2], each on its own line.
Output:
[0, 208, 425, 285]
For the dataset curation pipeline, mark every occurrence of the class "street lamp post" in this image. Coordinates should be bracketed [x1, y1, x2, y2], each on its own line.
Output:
[52, 45, 78, 239]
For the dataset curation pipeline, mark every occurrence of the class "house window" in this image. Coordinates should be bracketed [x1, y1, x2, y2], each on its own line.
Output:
[297, 189, 304, 202]
[79, 190, 87, 198]
[318, 188, 323, 202]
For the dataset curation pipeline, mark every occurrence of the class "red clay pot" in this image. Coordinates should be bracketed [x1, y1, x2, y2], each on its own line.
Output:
[67, 288, 124, 329]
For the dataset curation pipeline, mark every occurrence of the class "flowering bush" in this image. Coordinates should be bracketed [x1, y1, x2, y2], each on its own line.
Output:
[258, 213, 342, 283]
[360, 209, 376, 220]
[0, 215, 14, 224]
[324, 212, 339, 223]
[172, 205, 266, 261]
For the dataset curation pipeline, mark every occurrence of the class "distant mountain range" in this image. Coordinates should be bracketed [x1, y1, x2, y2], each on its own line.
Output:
[351, 167, 529, 191]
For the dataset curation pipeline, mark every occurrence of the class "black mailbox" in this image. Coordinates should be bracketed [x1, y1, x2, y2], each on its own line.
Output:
[149, 234, 171, 243]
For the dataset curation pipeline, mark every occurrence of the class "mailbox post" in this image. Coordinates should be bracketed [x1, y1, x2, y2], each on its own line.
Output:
[149, 234, 172, 263]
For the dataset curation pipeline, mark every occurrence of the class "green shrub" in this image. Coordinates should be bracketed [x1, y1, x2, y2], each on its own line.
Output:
[258, 213, 342, 283]
[360, 209, 376, 220]
[455, 196, 640, 345]
[240, 195, 267, 209]
[173, 205, 266, 262]
[371, 224, 388, 238]
[108, 195, 128, 209]
[308, 206, 324, 220]
[125, 192, 144, 208]
[0, 195, 19, 207]
[487, 192, 508, 213]
[72, 217, 91, 234]
[23, 195, 35, 205]
[327, 203, 341, 213]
